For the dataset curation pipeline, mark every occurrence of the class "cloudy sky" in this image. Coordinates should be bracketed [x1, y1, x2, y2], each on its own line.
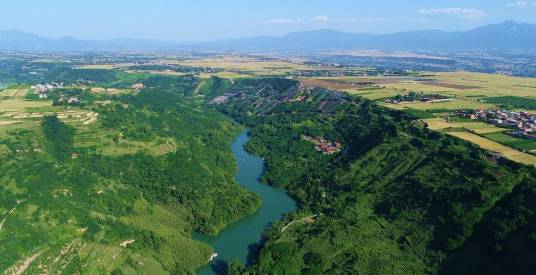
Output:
[1, 0, 535, 41]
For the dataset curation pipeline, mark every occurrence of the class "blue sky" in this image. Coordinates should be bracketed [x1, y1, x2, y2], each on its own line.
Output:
[0, 0, 535, 41]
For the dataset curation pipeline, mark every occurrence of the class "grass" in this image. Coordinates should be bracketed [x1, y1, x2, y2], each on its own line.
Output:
[447, 131, 536, 166]
[74, 124, 177, 156]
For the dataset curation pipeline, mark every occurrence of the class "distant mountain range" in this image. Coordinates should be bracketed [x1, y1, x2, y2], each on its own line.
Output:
[1, 21, 535, 52]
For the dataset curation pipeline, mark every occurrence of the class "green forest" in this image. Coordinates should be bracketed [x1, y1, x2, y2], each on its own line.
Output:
[1, 63, 536, 275]
[205, 77, 536, 275]
[0, 73, 260, 274]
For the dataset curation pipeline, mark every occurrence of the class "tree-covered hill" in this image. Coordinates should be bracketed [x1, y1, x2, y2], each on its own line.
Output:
[0, 75, 260, 274]
[206, 77, 536, 275]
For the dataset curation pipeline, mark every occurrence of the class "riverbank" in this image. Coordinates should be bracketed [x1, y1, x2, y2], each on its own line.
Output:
[194, 130, 296, 275]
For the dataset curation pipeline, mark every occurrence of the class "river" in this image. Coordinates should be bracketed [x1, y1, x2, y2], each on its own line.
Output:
[193, 130, 297, 275]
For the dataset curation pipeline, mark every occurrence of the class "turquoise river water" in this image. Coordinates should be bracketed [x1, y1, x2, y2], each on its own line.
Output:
[193, 130, 296, 274]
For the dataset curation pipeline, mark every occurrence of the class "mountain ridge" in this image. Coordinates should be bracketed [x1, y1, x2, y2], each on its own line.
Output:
[1, 21, 535, 51]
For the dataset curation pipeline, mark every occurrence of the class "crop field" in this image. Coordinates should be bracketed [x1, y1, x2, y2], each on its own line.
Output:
[0, 99, 52, 112]
[0, 120, 22, 127]
[448, 131, 536, 166]
[175, 56, 327, 76]
[423, 118, 536, 165]
[198, 71, 254, 79]
[483, 132, 536, 152]
[90, 87, 134, 95]
[0, 88, 30, 99]
[305, 72, 536, 109]
[484, 96, 536, 109]
[371, 72, 536, 99]
[76, 64, 117, 70]
[424, 118, 506, 134]
[0, 110, 98, 124]
[382, 98, 495, 111]
[315, 71, 536, 167]
[300, 72, 536, 164]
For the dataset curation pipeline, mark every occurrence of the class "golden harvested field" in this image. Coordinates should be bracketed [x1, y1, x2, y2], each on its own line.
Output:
[424, 118, 506, 134]
[176, 56, 322, 76]
[90, 87, 134, 95]
[1, 88, 29, 99]
[448, 131, 536, 166]
[308, 72, 536, 112]
[0, 99, 52, 112]
[331, 72, 536, 99]
[427, 72, 536, 98]
[0, 120, 23, 127]
[199, 71, 253, 79]
[381, 98, 495, 111]
[76, 64, 117, 69]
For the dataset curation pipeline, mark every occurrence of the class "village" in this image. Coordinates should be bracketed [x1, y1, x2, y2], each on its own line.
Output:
[457, 109, 536, 140]
[302, 135, 342, 155]
[385, 91, 450, 104]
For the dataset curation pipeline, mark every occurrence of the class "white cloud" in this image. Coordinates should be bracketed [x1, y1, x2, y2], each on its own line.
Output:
[312, 15, 331, 22]
[264, 18, 303, 25]
[334, 17, 384, 23]
[311, 16, 383, 24]
[265, 16, 384, 25]
[418, 8, 487, 20]
[506, 1, 529, 8]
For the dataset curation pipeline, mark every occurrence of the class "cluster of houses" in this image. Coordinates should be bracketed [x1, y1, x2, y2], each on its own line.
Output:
[385, 92, 450, 104]
[56, 94, 81, 105]
[32, 83, 65, 99]
[302, 135, 342, 155]
[457, 109, 536, 140]
[290, 70, 382, 78]
[210, 95, 229, 105]
[132, 83, 145, 90]
[209, 91, 246, 105]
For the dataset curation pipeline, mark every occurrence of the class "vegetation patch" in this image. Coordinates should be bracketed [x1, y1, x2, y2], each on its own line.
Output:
[485, 96, 536, 110]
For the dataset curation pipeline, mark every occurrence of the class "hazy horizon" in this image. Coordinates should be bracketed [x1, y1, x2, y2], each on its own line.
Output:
[1, 0, 535, 42]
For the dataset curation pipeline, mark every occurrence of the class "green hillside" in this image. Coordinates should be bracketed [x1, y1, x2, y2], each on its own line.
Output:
[0, 75, 260, 274]
[208, 78, 536, 275]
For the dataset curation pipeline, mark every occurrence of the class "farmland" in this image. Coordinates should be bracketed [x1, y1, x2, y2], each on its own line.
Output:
[485, 96, 536, 109]
[424, 118, 507, 134]
[303, 72, 536, 109]
[447, 131, 536, 166]
[299, 72, 536, 166]
[1, 52, 536, 274]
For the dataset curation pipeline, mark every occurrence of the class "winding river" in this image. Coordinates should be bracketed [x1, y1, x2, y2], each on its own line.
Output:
[194, 130, 296, 275]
